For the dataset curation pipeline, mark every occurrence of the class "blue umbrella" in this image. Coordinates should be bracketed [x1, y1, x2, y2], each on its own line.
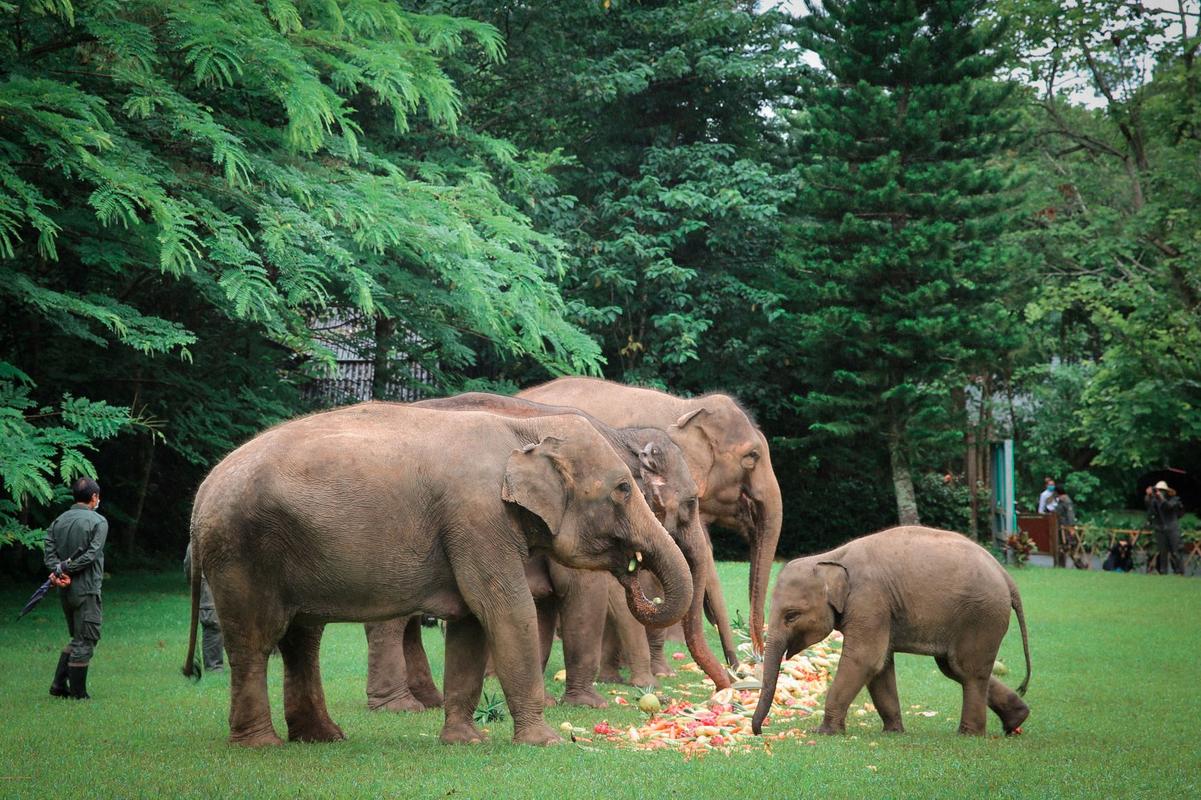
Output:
[16, 546, 85, 621]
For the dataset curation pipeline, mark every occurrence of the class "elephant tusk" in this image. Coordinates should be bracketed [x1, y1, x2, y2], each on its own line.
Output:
[635, 551, 643, 563]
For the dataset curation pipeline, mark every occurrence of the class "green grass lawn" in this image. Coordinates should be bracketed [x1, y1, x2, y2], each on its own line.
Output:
[1, 562, 1198, 799]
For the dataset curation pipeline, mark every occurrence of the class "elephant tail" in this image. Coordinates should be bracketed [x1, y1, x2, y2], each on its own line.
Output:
[1005, 570, 1031, 696]
[182, 535, 203, 682]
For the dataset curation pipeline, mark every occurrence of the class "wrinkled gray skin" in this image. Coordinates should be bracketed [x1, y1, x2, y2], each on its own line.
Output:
[519, 377, 781, 658]
[752, 527, 1031, 738]
[362, 392, 731, 712]
[183, 403, 692, 747]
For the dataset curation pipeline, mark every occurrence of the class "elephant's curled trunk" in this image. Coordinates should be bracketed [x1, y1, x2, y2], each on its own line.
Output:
[616, 522, 692, 629]
[751, 637, 786, 735]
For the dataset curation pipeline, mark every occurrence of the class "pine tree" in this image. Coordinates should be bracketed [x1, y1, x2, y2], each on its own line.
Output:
[785, 0, 1020, 525]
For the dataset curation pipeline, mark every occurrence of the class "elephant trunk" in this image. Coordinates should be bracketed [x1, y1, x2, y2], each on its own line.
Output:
[616, 515, 693, 629]
[751, 635, 787, 735]
[677, 520, 731, 690]
[747, 467, 783, 656]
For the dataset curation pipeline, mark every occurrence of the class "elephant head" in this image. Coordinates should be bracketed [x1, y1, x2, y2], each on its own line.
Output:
[669, 397, 783, 654]
[751, 558, 848, 734]
[501, 422, 693, 629]
[626, 429, 731, 688]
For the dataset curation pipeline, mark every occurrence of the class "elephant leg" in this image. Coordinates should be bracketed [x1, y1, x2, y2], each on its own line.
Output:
[606, 578, 656, 688]
[597, 617, 624, 684]
[935, 655, 989, 736]
[217, 580, 287, 747]
[402, 616, 443, 709]
[555, 569, 609, 708]
[987, 677, 1029, 735]
[866, 655, 904, 733]
[226, 644, 283, 746]
[647, 626, 674, 677]
[364, 618, 425, 713]
[818, 633, 886, 735]
[279, 622, 345, 742]
[439, 616, 488, 744]
[536, 598, 557, 673]
[482, 596, 561, 746]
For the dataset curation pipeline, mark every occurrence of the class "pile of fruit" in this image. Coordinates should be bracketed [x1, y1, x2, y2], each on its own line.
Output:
[565, 632, 842, 757]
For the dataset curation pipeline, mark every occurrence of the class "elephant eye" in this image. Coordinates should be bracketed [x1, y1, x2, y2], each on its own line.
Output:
[741, 450, 759, 470]
[784, 610, 801, 624]
[614, 481, 632, 499]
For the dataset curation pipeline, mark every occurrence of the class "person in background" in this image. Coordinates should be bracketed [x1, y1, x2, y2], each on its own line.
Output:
[43, 477, 108, 699]
[1103, 537, 1134, 573]
[1037, 476, 1058, 514]
[184, 541, 225, 672]
[1145, 480, 1184, 575]
[1055, 487, 1087, 569]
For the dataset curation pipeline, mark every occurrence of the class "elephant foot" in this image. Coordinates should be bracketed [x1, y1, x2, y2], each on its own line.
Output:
[229, 726, 285, 748]
[596, 668, 625, 684]
[1001, 704, 1029, 736]
[562, 688, 608, 708]
[628, 673, 658, 690]
[440, 721, 487, 744]
[881, 722, 905, 734]
[513, 723, 563, 746]
[369, 692, 426, 713]
[411, 687, 444, 709]
[815, 722, 846, 736]
[651, 663, 676, 678]
[956, 723, 986, 736]
[287, 718, 347, 743]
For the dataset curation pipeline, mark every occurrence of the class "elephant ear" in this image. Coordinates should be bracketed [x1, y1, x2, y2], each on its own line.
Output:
[637, 442, 668, 507]
[816, 561, 850, 615]
[502, 437, 571, 535]
[669, 408, 717, 493]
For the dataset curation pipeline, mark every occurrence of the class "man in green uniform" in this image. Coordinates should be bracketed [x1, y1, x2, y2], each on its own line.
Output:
[43, 477, 108, 699]
[184, 541, 224, 672]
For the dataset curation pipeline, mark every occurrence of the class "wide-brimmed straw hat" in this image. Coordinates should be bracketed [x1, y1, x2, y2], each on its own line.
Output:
[1154, 480, 1171, 491]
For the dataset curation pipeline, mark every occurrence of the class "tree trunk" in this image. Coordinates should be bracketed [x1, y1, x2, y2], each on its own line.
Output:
[371, 316, 397, 401]
[888, 420, 920, 526]
[124, 432, 156, 556]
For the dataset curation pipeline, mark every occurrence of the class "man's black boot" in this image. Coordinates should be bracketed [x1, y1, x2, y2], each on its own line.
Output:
[49, 652, 71, 697]
[67, 664, 90, 700]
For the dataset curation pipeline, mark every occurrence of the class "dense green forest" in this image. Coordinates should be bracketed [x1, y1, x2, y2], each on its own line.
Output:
[2, 0, 1198, 566]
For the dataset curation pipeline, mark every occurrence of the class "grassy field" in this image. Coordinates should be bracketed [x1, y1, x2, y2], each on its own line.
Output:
[1, 561, 1198, 799]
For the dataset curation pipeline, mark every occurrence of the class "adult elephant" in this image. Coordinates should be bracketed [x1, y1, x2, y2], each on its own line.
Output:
[362, 392, 732, 711]
[183, 403, 692, 746]
[519, 377, 782, 655]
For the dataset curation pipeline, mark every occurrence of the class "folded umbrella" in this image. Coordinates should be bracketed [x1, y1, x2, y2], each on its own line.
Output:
[16, 546, 85, 621]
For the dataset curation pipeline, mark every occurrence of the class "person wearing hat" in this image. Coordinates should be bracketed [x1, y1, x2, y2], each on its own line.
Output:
[1145, 480, 1184, 575]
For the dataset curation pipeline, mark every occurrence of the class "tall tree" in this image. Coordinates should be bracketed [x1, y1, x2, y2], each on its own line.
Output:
[0, 0, 600, 552]
[784, 0, 1021, 525]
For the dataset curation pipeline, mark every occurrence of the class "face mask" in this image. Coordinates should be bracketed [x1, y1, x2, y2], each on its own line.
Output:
[94, 500, 101, 510]
[1047, 485, 1055, 491]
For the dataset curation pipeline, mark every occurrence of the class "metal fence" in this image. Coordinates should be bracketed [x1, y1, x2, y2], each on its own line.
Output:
[301, 313, 432, 406]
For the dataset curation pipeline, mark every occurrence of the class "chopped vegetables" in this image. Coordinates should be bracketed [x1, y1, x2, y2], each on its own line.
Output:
[584, 632, 843, 757]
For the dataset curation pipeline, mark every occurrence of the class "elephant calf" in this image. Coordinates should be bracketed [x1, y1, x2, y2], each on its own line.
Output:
[752, 526, 1031, 737]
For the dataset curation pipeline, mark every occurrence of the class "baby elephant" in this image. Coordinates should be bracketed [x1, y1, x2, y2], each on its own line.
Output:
[752, 526, 1030, 737]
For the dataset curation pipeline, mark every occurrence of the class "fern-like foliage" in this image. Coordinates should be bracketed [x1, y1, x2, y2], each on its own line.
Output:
[0, 0, 602, 551]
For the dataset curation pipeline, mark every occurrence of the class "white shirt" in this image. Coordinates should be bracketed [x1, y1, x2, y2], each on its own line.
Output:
[1038, 488, 1058, 513]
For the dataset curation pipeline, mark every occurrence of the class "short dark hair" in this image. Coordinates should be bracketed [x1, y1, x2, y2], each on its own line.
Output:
[71, 477, 100, 503]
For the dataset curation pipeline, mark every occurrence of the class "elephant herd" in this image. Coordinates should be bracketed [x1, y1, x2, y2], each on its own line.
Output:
[184, 376, 1031, 747]
[184, 377, 782, 746]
